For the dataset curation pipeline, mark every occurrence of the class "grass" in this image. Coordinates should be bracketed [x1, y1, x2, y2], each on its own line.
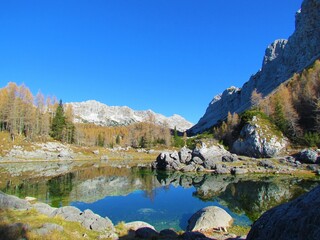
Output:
[0, 208, 106, 240]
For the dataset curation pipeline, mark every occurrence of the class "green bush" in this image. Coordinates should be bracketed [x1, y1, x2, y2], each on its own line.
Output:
[304, 132, 320, 147]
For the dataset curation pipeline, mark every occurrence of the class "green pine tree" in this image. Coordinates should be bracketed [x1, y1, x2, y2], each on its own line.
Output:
[50, 100, 66, 141]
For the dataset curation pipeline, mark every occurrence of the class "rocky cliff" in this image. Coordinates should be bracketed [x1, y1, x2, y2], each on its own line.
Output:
[68, 100, 193, 132]
[190, 0, 320, 134]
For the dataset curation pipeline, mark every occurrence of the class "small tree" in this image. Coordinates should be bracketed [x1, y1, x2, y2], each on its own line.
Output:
[50, 100, 66, 141]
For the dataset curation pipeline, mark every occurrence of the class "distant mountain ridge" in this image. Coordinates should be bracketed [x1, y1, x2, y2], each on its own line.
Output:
[68, 100, 193, 132]
[190, 0, 320, 134]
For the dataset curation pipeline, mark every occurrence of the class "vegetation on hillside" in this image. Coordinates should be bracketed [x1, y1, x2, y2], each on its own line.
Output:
[212, 59, 320, 149]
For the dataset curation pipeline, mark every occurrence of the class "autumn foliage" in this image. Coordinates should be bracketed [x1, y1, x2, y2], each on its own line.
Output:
[0, 82, 173, 148]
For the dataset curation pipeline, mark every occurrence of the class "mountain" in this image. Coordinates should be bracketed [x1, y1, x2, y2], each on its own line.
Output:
[189, 0, 320, 134]
[68, 100, 193, 132]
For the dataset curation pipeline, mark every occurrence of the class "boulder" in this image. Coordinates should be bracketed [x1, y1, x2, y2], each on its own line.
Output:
[0, 191, 31, 210]
[58, 149, 73, 159]
[170, 151, 180, 161]
[32, 223, 63, 236]
[179, 146, 193, 164]
[51, 206, 83, 221]
[187, 206, 233, 232]
[231, 167, 248, 175]
[247, 185, 320, 240]
[33, 202, 56, 216]
[124, 221, 156, 231]
[298, 149, 319, 164]
[81, 209, 114, 232]
[153, 152, 176, 170]
[232, 116, 287, 158]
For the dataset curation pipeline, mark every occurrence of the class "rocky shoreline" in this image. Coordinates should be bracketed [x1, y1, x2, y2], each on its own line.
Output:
[1, 183, 319, 240]
[0, 191, 247, 240]
[152, 143, 320, 176]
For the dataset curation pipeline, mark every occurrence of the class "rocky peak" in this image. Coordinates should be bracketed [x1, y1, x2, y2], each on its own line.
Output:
[262, 39, 288, 66]
[68, 100, 193, 132]
[189, 0, 320, 134]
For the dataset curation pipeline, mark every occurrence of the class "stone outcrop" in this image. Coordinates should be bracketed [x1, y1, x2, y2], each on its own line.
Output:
[298, 149, 319, 164]
[232, 116, 287, 158]
[190, 0, 320, 134]
[152, 143, 238, 172]
[247, 185, 320, 240]
[187, 206, 233, 232]
[0, 191, 115, 234]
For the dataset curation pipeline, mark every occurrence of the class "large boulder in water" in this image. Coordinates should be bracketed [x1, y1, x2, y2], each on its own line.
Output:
[187, 206, 233, 231]
[247, 185, 320, 240]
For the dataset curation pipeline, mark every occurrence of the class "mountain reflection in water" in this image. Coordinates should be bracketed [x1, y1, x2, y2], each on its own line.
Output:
[2, 164, 319, 230]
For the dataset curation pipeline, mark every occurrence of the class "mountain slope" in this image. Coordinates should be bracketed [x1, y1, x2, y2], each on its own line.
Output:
[68, 100, 193, 132]
[189, 0, 320, 134]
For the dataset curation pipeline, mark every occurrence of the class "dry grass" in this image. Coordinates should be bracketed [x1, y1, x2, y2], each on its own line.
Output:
[0, 208, 105, 240]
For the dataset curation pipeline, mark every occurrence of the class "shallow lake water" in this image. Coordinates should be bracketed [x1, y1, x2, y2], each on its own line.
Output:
[1, 164, 320, 231]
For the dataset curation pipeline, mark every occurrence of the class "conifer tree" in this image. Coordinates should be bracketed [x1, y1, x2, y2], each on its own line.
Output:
[50, 100, 66, 141]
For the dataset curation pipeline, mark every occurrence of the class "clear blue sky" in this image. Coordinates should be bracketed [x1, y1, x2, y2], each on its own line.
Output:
[0, 0, 303, 124]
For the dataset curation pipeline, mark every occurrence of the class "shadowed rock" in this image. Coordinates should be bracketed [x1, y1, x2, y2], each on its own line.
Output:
[247, 185, 320, 240]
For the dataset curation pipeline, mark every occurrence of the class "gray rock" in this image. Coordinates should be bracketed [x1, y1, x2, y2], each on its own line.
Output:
[299, 149, 319, 164]
[51, 206, 83, 221]
[81, 209, 114, 232]
[125, 221, 156, 231]
[33, 202, 56, 216]
[58, 149, 73, 159]
[259, 159, 275, 169]
[179, 146, 193, 164]
[190, 0, 320, 134]
[192, 156, 203, 165]
[33, 223, 63, 236]
[215, 164, 230, 174]
[93, 150, 100, 155]
[247, 184, 320, 240]
[181, 164, 197, 172]
[231, 167, 248, 175]
[0, 191, 31, 210]
[222, 154, 238, 162]
[170, 151, 180, 161]
[232, 117, 287, 158]
[187, 206, 233, 231]
[203, 158, 216, 170]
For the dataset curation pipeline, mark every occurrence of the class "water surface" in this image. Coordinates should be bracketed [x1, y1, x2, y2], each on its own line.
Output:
[1, 164, 319, 230]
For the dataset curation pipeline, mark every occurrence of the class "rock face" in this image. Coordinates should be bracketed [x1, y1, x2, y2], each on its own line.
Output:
[190, 0, 320, 134]
[68, 100, 193, 132]
[187, 206, 233, 231]
[152, 143, 238, 172]
[232, 116, 287, 158]
[247, 185, 320, 240]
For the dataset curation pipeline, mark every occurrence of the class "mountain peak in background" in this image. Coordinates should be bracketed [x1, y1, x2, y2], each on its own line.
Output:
[189, 0, 320, 134]
[68, 100, 193, 132]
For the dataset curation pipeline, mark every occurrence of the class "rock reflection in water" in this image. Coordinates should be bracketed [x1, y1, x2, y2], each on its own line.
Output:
[1, 163, 319, 228]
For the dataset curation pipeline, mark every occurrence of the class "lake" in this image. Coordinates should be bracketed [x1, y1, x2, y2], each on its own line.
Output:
[1, 164, 319, 231]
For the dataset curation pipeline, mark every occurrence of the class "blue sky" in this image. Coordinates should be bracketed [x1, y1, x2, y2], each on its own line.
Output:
[0, 0, 303, 124]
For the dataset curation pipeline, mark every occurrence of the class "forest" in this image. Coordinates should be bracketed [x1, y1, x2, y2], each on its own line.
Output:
[0, 82, 179, 148]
